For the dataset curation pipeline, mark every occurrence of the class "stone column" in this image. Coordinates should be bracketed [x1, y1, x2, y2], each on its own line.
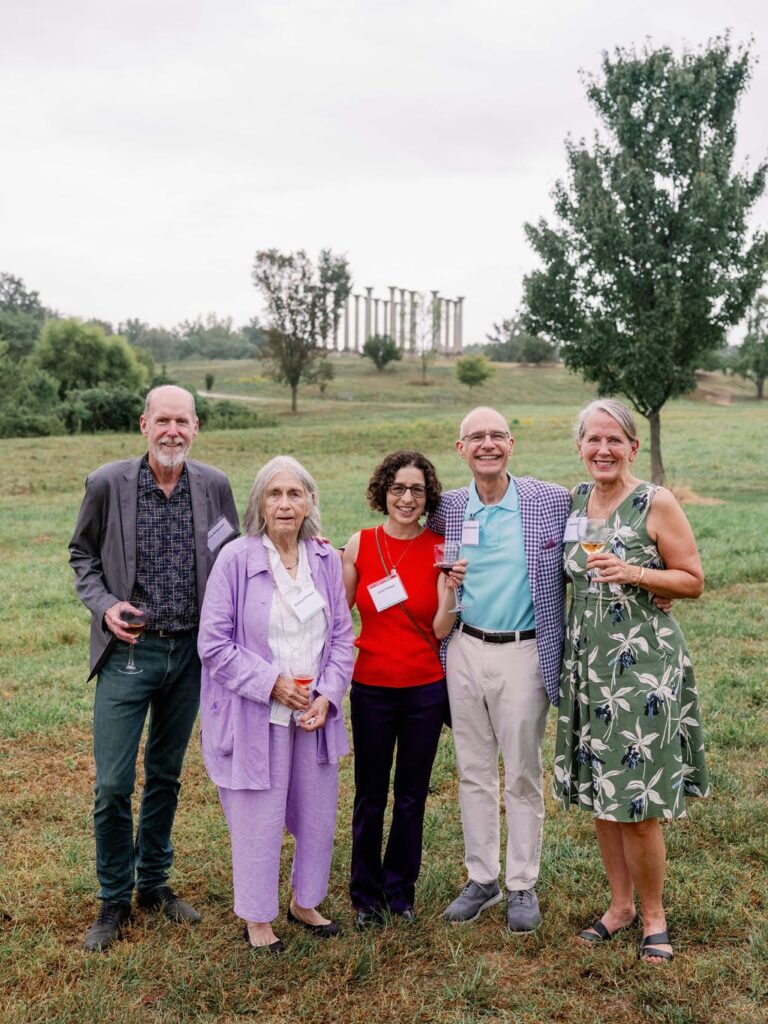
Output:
[374, 298, 380, 336]
[443, 298, 451, 352]
[455, 296, 464, 352]
[354, 294, 361, 351]
[343, 295, 350, 352]
[364, 287, 373, 343]
[431, 291, 440, 352]
[409, 291, 417, 351]
[399, 288, 407, 349]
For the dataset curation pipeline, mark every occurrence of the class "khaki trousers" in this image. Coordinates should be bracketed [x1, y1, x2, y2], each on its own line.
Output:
[446, 630, 550, 891]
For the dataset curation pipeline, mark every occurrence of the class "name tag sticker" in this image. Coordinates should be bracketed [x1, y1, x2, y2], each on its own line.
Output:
[368, 572, 408, 612]
[563, 514, 581, 543]
[288, 587, 327, 623]
[461, 521, 480, 546]
[207, 515, 237, 552]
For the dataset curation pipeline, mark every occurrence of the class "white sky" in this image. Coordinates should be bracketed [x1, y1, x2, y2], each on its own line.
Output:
[2, 0, 767, 344]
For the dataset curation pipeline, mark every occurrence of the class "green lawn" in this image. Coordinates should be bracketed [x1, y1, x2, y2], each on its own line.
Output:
[1, 361, 766, 1023]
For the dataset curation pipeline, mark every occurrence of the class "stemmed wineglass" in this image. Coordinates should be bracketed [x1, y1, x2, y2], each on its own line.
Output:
[118, 604, 148, 675]
[577, 518, 613, 594]
[435, 541, 462, 613]
[290, 653, 318, 723]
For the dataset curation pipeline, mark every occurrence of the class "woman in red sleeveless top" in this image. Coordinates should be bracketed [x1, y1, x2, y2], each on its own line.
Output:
[342, 451, 465, 928]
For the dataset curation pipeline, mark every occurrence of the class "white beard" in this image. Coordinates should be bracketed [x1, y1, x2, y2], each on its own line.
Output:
[151, 441, 189, 468]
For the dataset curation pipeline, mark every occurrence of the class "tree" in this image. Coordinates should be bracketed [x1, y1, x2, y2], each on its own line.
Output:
[733, 293, 768, 398]
[362, 334, 403, 371]
[309, 357, 335, 396]
[523, 37, 768, 483]
[0, 272, 47, 361]
[34, 319, 147, 399]
[252, 248, 352, 412]
[456, 354, 495, 392]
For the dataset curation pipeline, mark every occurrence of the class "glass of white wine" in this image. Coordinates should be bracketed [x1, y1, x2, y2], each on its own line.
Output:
[577, 518, 613, 594]
[118, 604, 148, 675]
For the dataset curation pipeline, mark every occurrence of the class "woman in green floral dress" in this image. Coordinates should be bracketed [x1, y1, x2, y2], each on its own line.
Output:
[554, 399, 709, 964]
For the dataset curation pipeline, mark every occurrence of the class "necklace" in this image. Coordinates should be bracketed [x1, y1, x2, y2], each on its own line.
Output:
[379, 524, 421, 575]
[282, 559, 298, 570]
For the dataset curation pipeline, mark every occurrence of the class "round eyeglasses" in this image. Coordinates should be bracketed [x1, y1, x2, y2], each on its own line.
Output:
[388, 484, 427, 498]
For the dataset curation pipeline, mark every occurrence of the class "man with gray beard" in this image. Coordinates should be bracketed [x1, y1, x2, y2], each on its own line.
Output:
[69, 385, 239, 951]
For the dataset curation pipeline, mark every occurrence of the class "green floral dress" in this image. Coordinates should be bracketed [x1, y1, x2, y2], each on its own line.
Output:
[553, 482, 710, 821]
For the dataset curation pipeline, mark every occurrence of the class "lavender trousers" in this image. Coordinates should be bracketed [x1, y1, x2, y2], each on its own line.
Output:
[218, 722, 339, 922]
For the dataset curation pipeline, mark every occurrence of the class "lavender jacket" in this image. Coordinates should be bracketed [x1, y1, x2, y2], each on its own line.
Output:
[197, 535, 355, 791]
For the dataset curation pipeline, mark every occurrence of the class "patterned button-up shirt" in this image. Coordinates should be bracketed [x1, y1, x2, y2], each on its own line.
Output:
[133, 457, 199, 631]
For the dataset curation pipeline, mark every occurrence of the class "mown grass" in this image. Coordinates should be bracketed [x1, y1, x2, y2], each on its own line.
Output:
[1, 361, 767, 1024]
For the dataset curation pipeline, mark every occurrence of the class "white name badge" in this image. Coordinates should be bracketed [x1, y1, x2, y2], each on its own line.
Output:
[461, 520, 480, 546]
[207, 515, 237, 552]
[368, 572, 408, 612]
[288, 587, 327, 623]
[563, 514, 581, 543]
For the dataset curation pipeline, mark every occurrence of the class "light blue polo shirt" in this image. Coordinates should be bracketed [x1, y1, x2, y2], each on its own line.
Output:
[460, 476, 536, 632]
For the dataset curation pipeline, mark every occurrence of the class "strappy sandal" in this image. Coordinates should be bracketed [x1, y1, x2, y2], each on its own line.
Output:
[579, 914, 638, 943]
[639, 930, 674, 962]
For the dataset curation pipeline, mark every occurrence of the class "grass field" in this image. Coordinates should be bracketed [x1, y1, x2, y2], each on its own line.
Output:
[1, 359, 767, 1024]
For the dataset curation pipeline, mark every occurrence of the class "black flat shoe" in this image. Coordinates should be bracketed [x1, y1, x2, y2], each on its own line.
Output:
[639, 930, 674, 962]
[242, 925, 285, 953]
[579, 913, 638, 943]
[287, 907, 340, 938]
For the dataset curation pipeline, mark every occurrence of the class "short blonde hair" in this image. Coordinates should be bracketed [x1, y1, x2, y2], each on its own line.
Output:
[243, 456, 322, 539]
[575, 399, 638, 444]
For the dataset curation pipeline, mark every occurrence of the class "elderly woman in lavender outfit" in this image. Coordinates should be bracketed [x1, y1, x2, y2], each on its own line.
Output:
[198, 456, 354, 952]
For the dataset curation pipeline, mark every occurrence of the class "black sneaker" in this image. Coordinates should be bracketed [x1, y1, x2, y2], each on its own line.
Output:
[136, 885, 202, 924]
[83, 900, 131, 952]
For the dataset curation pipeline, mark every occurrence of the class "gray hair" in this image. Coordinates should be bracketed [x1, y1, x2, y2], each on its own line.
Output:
[143, 384, 197, 417]
[575, 399, 638, 444]
[243, 456, 322, 539]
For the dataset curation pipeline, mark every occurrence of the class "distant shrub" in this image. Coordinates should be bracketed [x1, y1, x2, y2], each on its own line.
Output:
[62, 387, 144, 433]
[207, 400, 277, 430]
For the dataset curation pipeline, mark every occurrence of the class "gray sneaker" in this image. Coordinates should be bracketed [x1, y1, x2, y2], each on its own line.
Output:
[443, 880, 503, 923]
[506, 888, 542, 932]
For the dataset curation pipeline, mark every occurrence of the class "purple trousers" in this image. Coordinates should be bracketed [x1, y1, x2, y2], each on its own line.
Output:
[349, 678, 447, 913]
[218, 722, 339, 922]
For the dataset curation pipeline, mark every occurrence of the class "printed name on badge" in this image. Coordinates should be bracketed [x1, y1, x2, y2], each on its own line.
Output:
[289, 587, 327, 622]
[207, 515, 237, 552]
[368, 572, 409, 612]
[562, 514, 581, 543]
[461, 520, 480, 546]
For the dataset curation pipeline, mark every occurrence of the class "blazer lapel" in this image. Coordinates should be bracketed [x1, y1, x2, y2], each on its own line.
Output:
[119, 459, 142, 593]
[515, 477, 541, 598]
[187, 462, 210, 607]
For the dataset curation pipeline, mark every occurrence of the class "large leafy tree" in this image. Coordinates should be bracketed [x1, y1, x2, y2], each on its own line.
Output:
[523, 38, 768, 482]
[34, 319, 147, 399]
[732, 293, 768, 398]
[0, 272, 48, 361]
[252, 248, 351, 412]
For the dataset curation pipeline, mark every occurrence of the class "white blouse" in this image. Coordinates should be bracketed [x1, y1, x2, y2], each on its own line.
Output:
[263, 536, 328, 726]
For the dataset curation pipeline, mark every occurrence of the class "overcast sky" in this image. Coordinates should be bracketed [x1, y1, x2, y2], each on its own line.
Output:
[2, 0, 767, 344]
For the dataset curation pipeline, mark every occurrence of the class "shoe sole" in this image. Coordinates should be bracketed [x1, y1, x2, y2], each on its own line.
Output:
[444, 890, 504, 923]
[506, 915, 542, 933]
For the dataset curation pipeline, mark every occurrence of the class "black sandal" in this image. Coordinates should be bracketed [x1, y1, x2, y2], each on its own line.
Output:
[579, 914, 638, 943]
[639, 930, 674, 961]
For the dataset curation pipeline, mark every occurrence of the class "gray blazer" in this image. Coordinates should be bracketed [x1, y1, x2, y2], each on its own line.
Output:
[69, 455, 239, 679]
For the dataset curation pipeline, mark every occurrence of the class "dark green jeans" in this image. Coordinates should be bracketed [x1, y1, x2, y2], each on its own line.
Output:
[92, 632, 200, 903]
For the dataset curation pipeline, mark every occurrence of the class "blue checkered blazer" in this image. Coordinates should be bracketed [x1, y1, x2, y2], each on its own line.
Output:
[427, 477, 570, 705]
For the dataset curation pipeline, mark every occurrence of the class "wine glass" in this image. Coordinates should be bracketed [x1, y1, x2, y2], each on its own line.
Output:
[290, 653, 318, 723]
[118, 604, 148, 675]
[577, 518, 613, 594]
[434, 541, 462, 613]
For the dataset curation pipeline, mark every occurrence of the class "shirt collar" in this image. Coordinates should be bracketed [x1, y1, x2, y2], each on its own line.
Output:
[138, 455, 188, 497]
[467, 474, 519, 514]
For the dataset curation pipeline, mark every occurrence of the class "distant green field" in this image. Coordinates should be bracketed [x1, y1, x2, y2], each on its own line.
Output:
[1, 360, 766, 1024]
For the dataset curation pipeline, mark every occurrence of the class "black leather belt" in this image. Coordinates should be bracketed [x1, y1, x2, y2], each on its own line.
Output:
[146, 628, 197, 639]
[460, 623, 536, 644]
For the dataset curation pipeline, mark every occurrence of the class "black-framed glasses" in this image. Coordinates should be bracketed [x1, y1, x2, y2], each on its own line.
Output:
[389, 483, 427, 498]
[461, 430, 510, 445]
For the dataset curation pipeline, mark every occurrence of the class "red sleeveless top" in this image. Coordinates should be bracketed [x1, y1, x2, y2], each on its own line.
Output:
[353, 525, 444, 688]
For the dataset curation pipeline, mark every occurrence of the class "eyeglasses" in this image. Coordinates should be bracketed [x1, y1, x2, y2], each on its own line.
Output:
[461, 430, 510, 446]
[388, 484, 427, 498]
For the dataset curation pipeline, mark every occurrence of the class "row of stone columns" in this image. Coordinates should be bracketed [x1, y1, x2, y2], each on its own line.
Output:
[332, 288, 464, 354]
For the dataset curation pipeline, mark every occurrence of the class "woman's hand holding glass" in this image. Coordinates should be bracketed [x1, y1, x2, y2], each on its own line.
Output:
[585, 550, 643, 587]
[270, 674, 312, 712]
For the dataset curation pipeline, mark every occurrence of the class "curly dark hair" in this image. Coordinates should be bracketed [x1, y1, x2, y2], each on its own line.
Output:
[366, 450, 442, 516]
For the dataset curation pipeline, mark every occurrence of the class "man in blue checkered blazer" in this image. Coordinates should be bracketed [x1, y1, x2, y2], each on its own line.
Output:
[427, 406, 569, 932]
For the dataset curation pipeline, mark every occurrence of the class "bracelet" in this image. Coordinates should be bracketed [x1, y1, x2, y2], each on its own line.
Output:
[637, 567, 646, 586]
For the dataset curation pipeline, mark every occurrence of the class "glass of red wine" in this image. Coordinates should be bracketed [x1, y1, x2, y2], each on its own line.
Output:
[434, 541, 462, 613]
[118, 604, 148, 675]
[290, 653, 318, 723]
